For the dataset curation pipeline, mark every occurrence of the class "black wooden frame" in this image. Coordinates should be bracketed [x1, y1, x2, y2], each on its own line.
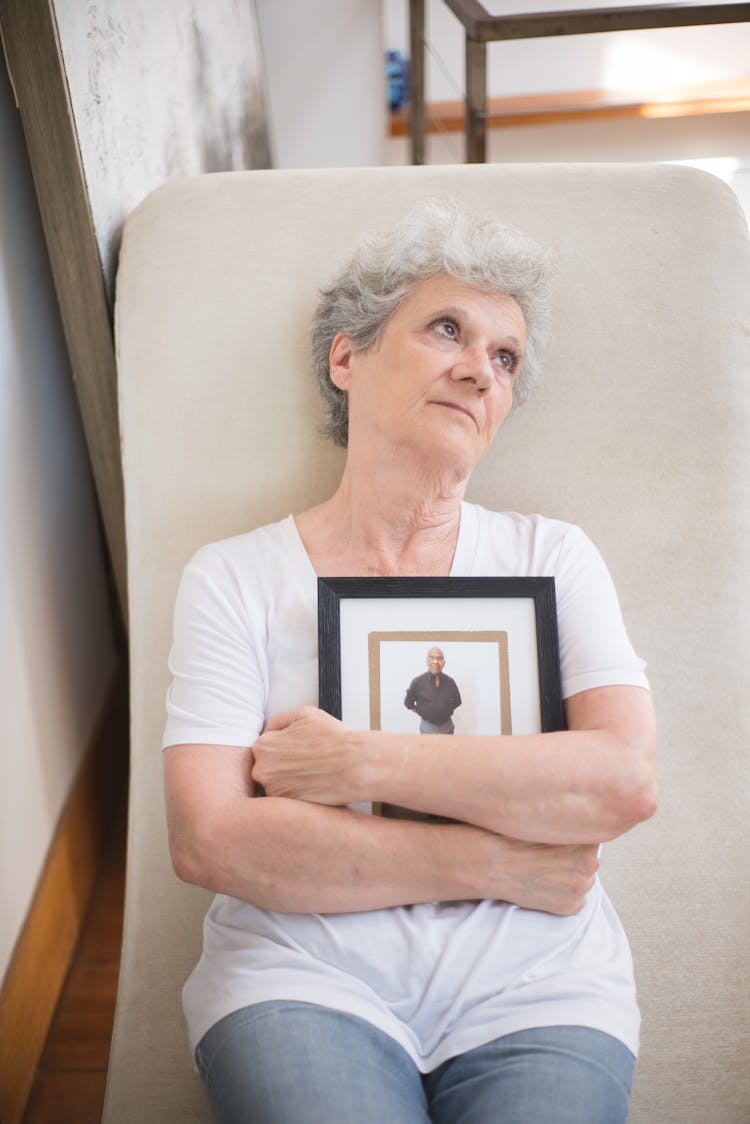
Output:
[318, 575, 564, 734]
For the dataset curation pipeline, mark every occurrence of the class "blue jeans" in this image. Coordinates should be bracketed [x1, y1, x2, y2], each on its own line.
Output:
[195, 1001, 635, 1123]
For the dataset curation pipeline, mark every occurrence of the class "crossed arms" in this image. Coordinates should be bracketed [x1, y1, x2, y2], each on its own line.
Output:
[164, 684, 657, 916]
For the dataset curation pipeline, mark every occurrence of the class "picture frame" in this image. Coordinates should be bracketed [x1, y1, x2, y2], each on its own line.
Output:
[318, 576, 564, 742]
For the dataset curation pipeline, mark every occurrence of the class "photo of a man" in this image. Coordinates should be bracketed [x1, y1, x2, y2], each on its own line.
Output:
[404, 647, 462, 735]
[367, 630, 509, 738]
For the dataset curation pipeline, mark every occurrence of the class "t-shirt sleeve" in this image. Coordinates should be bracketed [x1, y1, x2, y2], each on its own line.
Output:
[553, 524, 649, 699]
[162, 547, 268, 748]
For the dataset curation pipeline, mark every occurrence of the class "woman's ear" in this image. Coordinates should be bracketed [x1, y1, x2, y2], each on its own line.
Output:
[329, 332, 354, 391]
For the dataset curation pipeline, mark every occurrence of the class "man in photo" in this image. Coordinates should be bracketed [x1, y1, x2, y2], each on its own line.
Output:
[404, 647, 462, 734]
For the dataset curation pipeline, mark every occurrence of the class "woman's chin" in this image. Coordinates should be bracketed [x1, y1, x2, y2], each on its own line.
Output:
[398, 438, 484, 486]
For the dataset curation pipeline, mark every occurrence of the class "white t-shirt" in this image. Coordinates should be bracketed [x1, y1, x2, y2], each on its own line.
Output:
[164, 503, 649, 1064]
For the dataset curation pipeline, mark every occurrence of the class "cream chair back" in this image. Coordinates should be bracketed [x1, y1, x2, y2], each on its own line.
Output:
[106, 165, 750, 1123]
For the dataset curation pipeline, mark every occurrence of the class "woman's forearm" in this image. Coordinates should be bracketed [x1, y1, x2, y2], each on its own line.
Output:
[365, 729, 651, 843]
[172, 793, 475, 912]
[253, 686, 658, 845]
[164, 745, 598, 914]
[368, 686, 658, 842]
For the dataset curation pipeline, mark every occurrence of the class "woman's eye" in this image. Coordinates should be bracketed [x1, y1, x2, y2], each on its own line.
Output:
[434, 318, 458, 339]
[494, 350, 518, 373]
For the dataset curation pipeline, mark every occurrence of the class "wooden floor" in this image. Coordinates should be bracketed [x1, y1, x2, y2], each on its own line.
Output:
[21, 796, 127, 1124]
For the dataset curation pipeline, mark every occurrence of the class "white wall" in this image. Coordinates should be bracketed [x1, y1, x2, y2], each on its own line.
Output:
[54, 0, 271, 303]
[0, 62, 118, 981]
[256, 0, 384, 168]
[383, 0, 750, 101]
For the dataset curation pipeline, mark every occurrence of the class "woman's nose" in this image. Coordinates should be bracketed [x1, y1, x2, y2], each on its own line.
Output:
[450, 345, 494, 390]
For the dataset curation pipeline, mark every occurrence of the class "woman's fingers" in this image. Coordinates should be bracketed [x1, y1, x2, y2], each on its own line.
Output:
[251, 707, 359, 804]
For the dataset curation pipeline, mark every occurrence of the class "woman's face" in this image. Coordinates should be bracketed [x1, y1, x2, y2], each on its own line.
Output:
[331, 274, 526, 477]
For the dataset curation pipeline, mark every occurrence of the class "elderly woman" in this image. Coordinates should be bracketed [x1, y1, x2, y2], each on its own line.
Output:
[163, 201, 657, 1124]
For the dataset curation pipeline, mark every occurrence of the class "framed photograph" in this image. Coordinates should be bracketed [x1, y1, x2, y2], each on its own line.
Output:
[318, 577, 563, 819]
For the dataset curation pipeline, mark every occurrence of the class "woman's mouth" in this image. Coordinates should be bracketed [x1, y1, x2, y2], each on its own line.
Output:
[432, 400, 477, 427]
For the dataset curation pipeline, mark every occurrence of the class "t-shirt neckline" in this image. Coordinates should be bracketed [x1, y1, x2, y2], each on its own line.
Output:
[286, 501, 479, 582]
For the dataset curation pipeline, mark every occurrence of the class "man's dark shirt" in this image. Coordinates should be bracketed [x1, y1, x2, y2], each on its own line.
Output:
[404, 671, 462, 726]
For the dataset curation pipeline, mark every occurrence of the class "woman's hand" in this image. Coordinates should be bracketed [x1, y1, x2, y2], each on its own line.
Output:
[251, 706, 369, 805]
[474, 833, 600, 916]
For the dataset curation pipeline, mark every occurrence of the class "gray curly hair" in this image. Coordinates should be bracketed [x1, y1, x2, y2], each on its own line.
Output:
[311, 198, 553, 447]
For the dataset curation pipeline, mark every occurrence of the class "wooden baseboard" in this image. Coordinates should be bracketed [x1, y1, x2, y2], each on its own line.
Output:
[0, 664, 128, 1124]
[389, 76, 750, 135]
